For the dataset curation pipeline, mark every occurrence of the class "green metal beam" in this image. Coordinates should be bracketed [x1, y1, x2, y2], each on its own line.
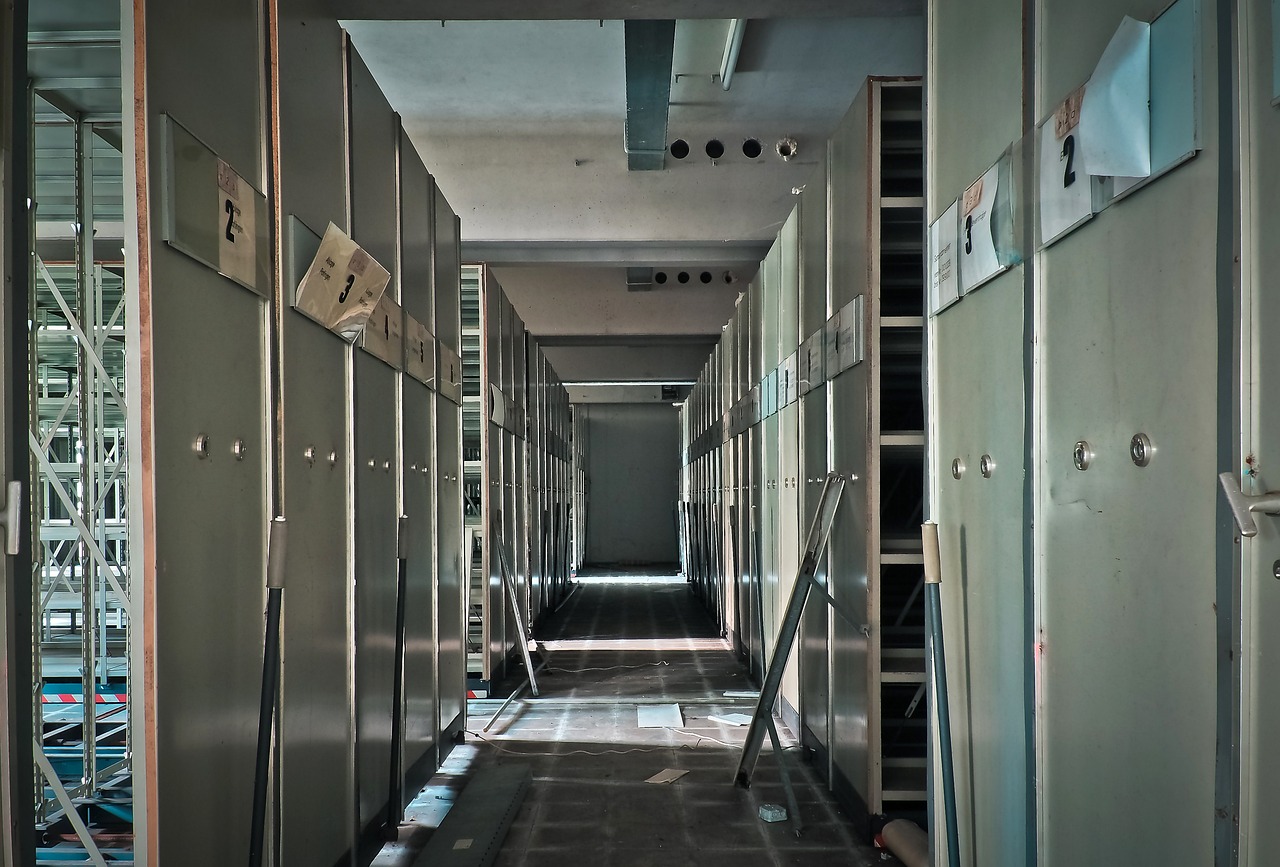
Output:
[623, 20, 675, 172]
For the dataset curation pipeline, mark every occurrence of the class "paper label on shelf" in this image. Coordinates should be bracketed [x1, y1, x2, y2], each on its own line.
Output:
[294, 222, 391, 342]
[781, 353, 797, 406]
[358, 292, 404, 370]
[838, 296, 863, 371]
[958, 163, 1004, 293]
[797, 343, 811, 395]
[1039, 88, 1095, 246]
[824, 313, 840, 380]
[405, 314, 436, 388]
[216, 159, 257, 288]
[807, 331, 825, 388]
[438, 342, 463, 405]
[928, 199, 960, 315]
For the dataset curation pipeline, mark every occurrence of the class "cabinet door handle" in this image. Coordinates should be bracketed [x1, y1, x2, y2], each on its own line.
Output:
[1218, 472, 1280, 538]
[0, 481, 20, 555]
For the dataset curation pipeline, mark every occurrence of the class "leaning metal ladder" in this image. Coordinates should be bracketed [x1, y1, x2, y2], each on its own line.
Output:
[733, 472, 847, 787]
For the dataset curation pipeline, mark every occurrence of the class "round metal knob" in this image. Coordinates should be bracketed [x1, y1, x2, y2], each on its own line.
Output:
[1130, 433, 1153, 467]
[1073, 441, 1092, 471]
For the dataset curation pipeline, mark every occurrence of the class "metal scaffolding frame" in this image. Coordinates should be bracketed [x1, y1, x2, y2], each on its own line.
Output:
[30, 65, 130, 860]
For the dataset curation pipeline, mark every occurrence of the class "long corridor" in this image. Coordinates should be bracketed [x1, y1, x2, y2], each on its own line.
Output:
[387, 572, 885, 867]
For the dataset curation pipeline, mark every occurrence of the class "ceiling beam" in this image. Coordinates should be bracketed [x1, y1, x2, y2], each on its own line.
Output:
[334, 1, 923, 19]
[623, 20, 675, 171]
[462, 240, 768, 266]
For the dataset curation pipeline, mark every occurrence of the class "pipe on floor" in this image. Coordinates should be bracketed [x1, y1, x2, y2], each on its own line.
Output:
[880, 819, 930, 867]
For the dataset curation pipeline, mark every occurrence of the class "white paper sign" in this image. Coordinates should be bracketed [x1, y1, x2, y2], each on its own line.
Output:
[929, 200, 961, 316]
[958, 164, 1003, 293]
[294, 222, 392, 342]
[797, 344, 811, 396]
[1080, 16, 1151, 178]
[216, 159, 257, 288]
[404, 314, 436, 389]
[1039, 88, 1095, 246]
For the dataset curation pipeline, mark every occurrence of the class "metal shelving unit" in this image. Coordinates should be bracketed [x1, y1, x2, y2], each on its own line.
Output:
[868, 81, 927, 819]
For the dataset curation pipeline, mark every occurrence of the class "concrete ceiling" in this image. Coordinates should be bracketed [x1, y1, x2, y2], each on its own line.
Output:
[340, 13, 924, 384]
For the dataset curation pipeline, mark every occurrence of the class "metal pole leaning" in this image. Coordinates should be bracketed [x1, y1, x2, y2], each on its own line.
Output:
[384, 516, 410, 838]
[923, 522, 961, 867]
[494, 523, 541, 697]
[249, 517, 287, 867]
[734, 472, 846, 787]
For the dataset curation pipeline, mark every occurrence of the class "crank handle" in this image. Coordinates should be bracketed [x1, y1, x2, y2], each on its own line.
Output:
[1218, 472, 1280, 538]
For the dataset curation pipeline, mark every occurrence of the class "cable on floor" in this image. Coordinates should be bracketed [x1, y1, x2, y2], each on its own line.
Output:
[546, 661, 671, 674]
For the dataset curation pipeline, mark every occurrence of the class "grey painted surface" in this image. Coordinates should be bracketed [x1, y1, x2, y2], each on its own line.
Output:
[927, 0, 1030, 863]
[799, 168, 831, 753]
[131, 1, 268, 863]
[349, 43, 402, 843]
[433, 187, 466, 743]
[1242, 0, 1280, 858]
[276, 7, 354, 864]
[1035, 2, 1219, 864]
[399, 138, 437, 791]
[827, 84, 872, 813]
[584, 404, 681, 564]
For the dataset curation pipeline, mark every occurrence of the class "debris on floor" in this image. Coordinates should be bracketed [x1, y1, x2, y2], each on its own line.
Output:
[644, 768, 690, 785]
[636, 702, 683, 728]
[708, 712, 753, 726]
[724, 689, 761, 698]
[759, 804, 788, 823]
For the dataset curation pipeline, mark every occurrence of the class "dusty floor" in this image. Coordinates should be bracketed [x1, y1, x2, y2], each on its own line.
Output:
[380, 571, 887, 867]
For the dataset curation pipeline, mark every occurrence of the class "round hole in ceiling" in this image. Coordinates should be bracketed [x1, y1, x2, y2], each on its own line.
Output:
[742, 138, 763, 159]
[705, 139, 725, 160]
[669, 139, 690, 160]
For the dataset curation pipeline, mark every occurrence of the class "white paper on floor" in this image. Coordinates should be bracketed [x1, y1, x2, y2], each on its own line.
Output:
[645, 768, 690, 785]
[708, 713, 753, 727]
[724, 690, 760, 699]
[637, 703, 683, 728]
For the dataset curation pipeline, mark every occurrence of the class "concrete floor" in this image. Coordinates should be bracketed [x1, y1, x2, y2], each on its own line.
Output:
[379, 571, 887, 867]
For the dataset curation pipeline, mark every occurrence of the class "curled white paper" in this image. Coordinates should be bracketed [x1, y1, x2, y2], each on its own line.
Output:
[1080, 16, 1151, 178]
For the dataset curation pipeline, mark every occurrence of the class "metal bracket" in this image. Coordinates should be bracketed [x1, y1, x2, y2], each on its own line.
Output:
[0, 481, 20, 556]
[1219, 472, 1280, 537]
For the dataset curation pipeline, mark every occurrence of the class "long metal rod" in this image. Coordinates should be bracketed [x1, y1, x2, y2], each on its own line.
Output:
[74, 118, 99, 794]
[385, 518, 410, 835]
[734, 473, 845, 786]
[494, 522, 539, 696]
[34, 746, 108, 867]
[923, 523, 960, 867]
[480, 655, 551, 734]
[248, 519, 286, 867]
